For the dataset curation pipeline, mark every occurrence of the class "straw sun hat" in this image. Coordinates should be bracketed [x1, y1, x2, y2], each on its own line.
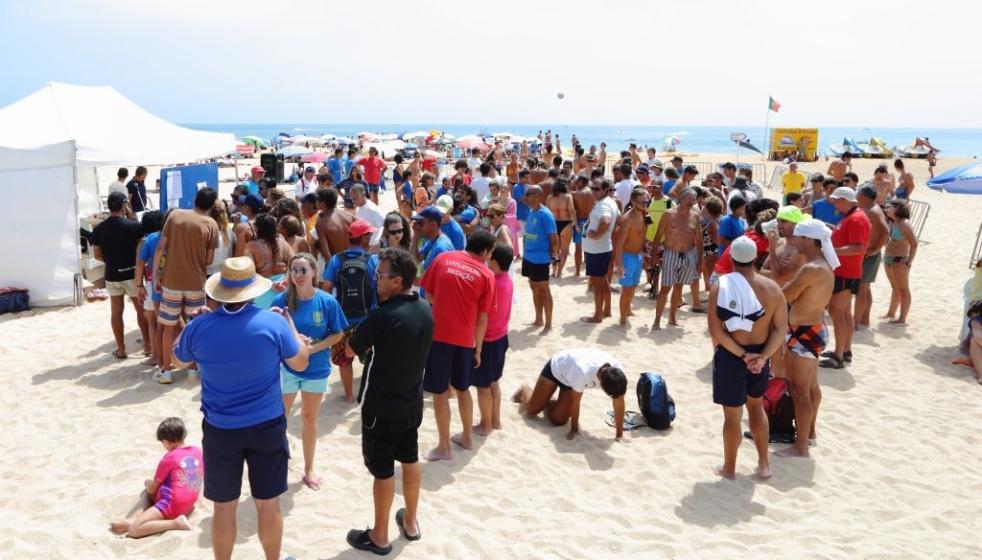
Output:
[204, 256, 272, 303]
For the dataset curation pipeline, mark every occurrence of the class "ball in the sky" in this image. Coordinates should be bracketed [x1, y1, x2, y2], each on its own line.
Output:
[557, 92, 565, 99]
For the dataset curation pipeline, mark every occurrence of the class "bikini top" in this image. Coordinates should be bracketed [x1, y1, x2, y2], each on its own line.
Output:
[890, 223, 904, 241]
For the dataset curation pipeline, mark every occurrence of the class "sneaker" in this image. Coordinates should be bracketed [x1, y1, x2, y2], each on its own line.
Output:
[187, 368, 200, 381]
[152, 368, 173, 384]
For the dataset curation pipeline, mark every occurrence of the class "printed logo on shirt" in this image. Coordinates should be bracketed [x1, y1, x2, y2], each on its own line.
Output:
[312, 310, 324, 325]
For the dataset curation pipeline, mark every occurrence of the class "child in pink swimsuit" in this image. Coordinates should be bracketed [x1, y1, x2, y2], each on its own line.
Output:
[110, 417, 203, 538]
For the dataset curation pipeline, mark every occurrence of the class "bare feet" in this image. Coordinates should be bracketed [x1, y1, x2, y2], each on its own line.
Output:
[302, 474, 322, 491]
[530, 319, 544, 327]
[110, 520, 130, 534]
[650, 323, 661, 331]
[342, 394, 355, 404]
[888, 319, 907, 325]
[667, 320, 679, 327]
[713, 465, 735, 480]
[175, 515, 192, 531]
[511, 387, 524, 403]
[451, 433, 472, 450]
[425, 447, 453, 461]
[616, 321, 629, 332]
[539, 326, 552, 336]
[755, 464, 772, 479]
[776, 446, 809, 458]
[581, 316, 602, 324]
[879, 314, 895, 320]
[473, 424, 493, 437]
[492, 421, 502, 430]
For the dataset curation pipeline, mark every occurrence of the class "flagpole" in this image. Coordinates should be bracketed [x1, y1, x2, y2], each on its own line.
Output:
[763, 96, 772, 162]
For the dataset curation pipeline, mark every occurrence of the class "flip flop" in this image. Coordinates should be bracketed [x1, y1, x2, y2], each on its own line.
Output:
[951, 357, 974, 368]
[819, 356, 845, 369]
[302, 475, 322, 491]
[111, 350, 127, 360]
[689, 307, 707, 314]
[395, 508, 421, 541]
[346, 528, 392, 556]
[605, 410, 644, 430]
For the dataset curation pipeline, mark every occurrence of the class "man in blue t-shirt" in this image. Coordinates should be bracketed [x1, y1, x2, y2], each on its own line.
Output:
[172, 256, 308, 560]
[413, 207, 454, 297]
[811, 178, 843, 226]
[520, 185, 559, 333]
[718, 197, 748, 255]
[327, 148, 344, 183]
[322, 219, 380, 403]
[245, 166, 265, 195]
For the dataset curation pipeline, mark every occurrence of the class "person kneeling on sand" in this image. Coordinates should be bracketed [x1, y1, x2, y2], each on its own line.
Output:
[512, 348, 628, 441]
[708, 236, 788, 479]
[110, 417, 202, 538]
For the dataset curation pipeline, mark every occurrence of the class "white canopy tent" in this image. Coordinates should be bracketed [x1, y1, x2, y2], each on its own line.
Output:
[0, 83, 237, 307]
[0, 82, 235, 215]
[0, 141, 79, 306]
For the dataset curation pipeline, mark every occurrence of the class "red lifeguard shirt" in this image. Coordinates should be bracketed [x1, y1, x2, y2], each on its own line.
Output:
[357, 156, 387, 185]
[831, 206, 871, 279]
[420, 250, 496, 348]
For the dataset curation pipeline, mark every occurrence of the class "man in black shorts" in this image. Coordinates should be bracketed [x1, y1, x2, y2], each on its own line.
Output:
[172, 257, 310, 560]
[520, 185, 559, 334]
[345, 248, 434, 555]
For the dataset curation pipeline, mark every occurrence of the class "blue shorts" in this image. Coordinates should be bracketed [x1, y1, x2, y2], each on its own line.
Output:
[423, 341, 474, 393]
[473, 335, 508, 388]
[712, 344, 770, 407]
[585, 251, 612, 278]
[366, 183, 381, 194]
[572, 218, 587, 244]
[619, 252, 643, 287]
[281, 368, 329, 394]
[202, 415, 289, 502]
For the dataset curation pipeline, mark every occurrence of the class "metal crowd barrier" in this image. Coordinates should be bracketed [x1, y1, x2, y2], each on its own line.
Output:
[906, 198, 930, 241]
[970, 220, 982, 269]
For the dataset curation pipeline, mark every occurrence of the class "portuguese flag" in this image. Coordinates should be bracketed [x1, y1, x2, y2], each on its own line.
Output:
[768, 96, 781, 112]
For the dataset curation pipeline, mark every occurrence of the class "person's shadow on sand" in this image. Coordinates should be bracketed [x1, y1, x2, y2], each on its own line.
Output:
[519, 414, 616, 471]
[675, 476, 766, 527]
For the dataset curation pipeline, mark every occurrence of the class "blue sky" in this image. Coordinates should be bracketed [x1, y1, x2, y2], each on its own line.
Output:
[2, 0, 981, 127]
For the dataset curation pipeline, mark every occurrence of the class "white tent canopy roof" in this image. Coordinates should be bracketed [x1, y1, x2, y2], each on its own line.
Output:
[0, 82, 235, 165]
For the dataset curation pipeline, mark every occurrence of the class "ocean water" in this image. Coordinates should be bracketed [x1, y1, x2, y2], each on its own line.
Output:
[183, 123, 982, 158]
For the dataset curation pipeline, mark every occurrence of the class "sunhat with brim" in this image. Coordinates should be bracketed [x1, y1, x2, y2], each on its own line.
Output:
[204, 257, 272, 304]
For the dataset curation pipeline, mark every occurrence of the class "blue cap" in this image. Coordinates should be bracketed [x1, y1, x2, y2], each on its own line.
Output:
[243, 193, 264, 212]
[412, 206, 443, 223]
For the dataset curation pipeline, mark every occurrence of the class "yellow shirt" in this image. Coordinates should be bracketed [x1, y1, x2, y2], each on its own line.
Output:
[645, 197, 674, 241]
[781, 172, 805, 195]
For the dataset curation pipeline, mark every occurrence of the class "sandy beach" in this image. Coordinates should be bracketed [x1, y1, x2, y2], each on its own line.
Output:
[2, 152, 981, 559]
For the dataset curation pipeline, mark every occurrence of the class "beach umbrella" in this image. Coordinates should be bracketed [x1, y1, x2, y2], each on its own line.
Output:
[927, 162, 982, 194]
[333, 136, 355, 145]
[301, 152, 328, 163]
[424, 149, 443, 158]
[457, 135, 487, 150]
[402, 130, 429, 140]
[357, 131, 377, 141]
[278, 145, 313, 157]
[241, 135, 266, 148]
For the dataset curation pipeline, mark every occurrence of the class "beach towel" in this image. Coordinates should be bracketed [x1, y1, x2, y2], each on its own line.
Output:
[716, 272, 763, 333]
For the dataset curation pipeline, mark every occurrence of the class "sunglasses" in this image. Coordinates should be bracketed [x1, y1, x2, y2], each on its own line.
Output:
[290, 267, 310, 275]
[387, 228, 404, 235]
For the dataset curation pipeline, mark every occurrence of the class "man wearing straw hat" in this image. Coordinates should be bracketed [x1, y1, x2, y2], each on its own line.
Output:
[172, 257, 310, 560]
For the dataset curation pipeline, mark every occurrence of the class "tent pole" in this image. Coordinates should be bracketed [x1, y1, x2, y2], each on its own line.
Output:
[74, 147, 82, 307]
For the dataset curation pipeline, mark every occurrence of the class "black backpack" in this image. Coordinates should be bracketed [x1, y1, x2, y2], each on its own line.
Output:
[637, 372, 676, 430]
[337, 252, 372, 320]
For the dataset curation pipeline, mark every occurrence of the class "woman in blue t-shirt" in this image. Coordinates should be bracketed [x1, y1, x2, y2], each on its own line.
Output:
[271, 253, 348, 491]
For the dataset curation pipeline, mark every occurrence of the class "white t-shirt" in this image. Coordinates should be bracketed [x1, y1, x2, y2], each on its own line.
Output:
[355, 200, 386, 245]
[583, 197, 619, 254]
[470, 176, 492, 203]
[467, 157, 482, 171]
[726, 188, 758, 215]
[107, 180, 127, 196]
[294, 176, 318, 198]
[614, 179, 637, 208]
[550, 348, 624, 393]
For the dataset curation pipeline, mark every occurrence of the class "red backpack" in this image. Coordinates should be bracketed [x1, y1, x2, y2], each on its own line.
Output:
[762, 378, 796, 443]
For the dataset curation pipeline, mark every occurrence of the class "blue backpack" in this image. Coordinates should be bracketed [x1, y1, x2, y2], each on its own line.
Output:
[637, 372, 675, 430]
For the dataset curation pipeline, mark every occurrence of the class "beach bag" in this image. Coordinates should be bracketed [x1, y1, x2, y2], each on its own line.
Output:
[337, 252, 372, 320]
[0, 288, 29, 314]
[636, 372, 675, 430]
[763, 378, 796, 442]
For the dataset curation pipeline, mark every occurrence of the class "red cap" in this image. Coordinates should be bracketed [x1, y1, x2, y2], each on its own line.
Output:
[250, 166, 265, 174]
[348, 219, 377, 238]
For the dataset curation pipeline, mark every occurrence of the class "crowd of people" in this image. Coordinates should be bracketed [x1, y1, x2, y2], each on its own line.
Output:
[91, 132, 946, 558]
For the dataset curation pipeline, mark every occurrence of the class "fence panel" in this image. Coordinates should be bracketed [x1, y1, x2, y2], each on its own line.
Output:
[971, 220, 982, 270]
[906, 198, 930, 241]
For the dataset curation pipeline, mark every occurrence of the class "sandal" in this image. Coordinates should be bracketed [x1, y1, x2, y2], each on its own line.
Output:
[111, 349, 127, 360]
[819, 355, 845, 369]
[395, 508, 421, 541]
[346, 528, 392, 556]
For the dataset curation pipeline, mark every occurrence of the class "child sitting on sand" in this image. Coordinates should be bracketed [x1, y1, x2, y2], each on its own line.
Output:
[953, 301, 982, 385]
[110, 417, 202, 538]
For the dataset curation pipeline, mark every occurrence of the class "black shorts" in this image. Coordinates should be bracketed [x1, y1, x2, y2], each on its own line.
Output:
[473, 335, 508, 388]
[366, 183, 380, 194]
[585, 251, 612, 277]
[202, 415, 289, 503]
[712, 345, 770, 407]
[833, 276, 860, 295]
[540, 359, 571, 391]
[423, 340, 474, 393]
[362, 411, 422, 479]
[521, 260, 551, 282]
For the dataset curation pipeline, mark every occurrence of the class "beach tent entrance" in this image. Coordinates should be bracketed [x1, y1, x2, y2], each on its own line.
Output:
[0, 82, 235, 216]
[0, 141, 80, 306]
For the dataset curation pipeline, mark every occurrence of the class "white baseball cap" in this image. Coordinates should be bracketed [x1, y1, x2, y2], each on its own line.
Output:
[830, 186, 857, 202]
[730, 236, 758, 264]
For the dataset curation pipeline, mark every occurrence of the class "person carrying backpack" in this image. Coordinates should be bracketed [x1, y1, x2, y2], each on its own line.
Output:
[322, 220, 379, 403]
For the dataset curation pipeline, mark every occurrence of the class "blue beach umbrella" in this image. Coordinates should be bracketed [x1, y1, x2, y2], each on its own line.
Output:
[927, 162, 982, 194]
